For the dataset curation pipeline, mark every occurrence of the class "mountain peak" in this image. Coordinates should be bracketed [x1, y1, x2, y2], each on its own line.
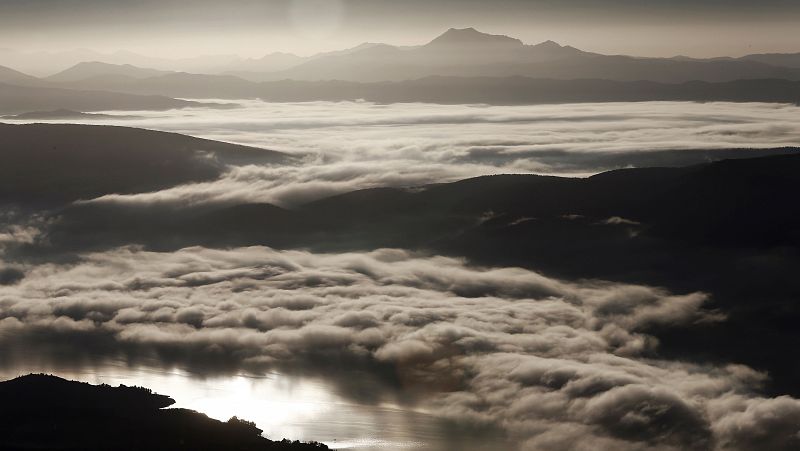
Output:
[0, 64, 38, 83]
[527, 40, 586, 58]
[535, 40, 563, 49]
[427, 28, 524, 48]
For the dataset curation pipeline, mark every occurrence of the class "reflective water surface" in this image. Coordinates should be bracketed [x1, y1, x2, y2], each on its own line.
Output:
[0, 361, 508, 450]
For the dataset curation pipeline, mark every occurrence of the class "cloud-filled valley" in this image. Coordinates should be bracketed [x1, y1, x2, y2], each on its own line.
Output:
[18, 100, 795, 208]
[1, 99, 799, 450]
[2, 245, 799, 450]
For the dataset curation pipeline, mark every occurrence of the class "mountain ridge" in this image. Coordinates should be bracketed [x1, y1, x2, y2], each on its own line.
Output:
[47, 61, 173, 83]
[0, 81, 201, 114]
[425, 27, 525, 48]
[6, 28, 800, 85]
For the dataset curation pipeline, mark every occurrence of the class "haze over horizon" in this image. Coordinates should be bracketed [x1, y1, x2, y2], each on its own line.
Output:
[1, 0, 799, 60]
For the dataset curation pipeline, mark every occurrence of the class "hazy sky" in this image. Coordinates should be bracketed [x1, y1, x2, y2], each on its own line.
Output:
[1, 0, 799, 58]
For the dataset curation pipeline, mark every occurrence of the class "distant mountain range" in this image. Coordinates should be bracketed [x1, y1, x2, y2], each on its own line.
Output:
[5, 28, 800, 83]
[14, 28, 800, 84]
[12, 70, 800, 106]
[235, 77, 800, 105]
[0, 64, 40, 85]
[0, 47, 242, 77]
[46, 61, 172, 83]
[2, 28, 800, 110]
[673, 52, 800, 69]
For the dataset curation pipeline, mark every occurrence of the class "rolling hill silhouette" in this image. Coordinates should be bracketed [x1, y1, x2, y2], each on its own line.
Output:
[253, 77, 800, 105]
[47, 61, 173, 83]
[237, 28, 800, 83]
[34, 73, 800, 105]
[2, 109, 134, 120]
[679, 52, 800, 70]
[0, 123, 291, 207]
[0, 81, 201, 114]
[0, 64, 41, 85]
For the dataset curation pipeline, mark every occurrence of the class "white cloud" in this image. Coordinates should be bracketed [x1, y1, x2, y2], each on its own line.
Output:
[0, 245, 797, 450]
[13, 100, 797, 208]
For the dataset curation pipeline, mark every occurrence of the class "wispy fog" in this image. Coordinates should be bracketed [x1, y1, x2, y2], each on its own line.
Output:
[19, 100, 798, 208]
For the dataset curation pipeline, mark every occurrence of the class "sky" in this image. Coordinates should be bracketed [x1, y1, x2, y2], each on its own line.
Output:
[1, 0, 799, 58]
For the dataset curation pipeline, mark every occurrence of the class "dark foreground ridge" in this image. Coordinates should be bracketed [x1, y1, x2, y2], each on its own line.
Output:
[0, 374, 328, 451]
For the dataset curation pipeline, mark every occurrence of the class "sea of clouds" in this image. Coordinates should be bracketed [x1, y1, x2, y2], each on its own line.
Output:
[1, 245, 799, 450]
[3, 100, 800, 449]
[11, 100, 799, 208]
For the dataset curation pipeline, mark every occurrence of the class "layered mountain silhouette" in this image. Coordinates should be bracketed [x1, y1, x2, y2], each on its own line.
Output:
[223, 52, 308, 78]
[207, 28, 800, 83]
[6, 33, 796, 81]
[0, 64, 40, 85]
[208, 27, 800, 83]
[0, 47, 241, 77]
[259, 28, 600, 82]
[0, 374, 328, 451]
[30, 72, 800, 105]
[678, 52, 800, 69]
[46, 61, 173, 83]
[3, 28, 800, 106]
[252, 77, 800, 105]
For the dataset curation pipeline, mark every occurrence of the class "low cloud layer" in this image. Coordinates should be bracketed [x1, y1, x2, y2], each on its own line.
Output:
[11, 100, 799, 208]
[1, 245, 798, 450]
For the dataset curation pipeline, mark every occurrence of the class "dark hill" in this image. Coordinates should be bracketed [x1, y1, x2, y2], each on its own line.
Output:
[0, 81, 198, 115]
[2, 109, 132, 120]
[0, 374, 328, 451]
[0, 123, 291, 207]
